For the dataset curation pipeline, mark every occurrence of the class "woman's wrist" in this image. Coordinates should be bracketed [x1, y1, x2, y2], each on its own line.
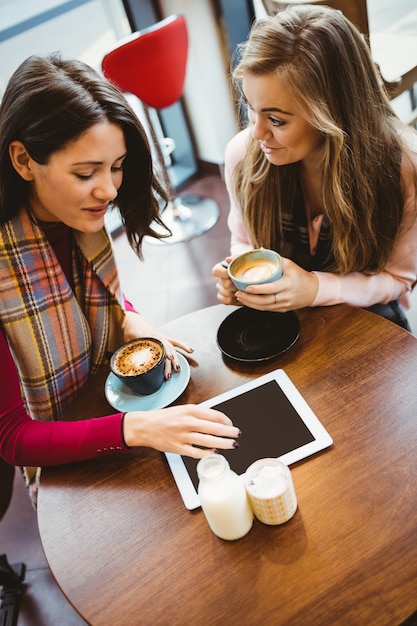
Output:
[120, 412, 131, 448]
[122, 410, 148, 449]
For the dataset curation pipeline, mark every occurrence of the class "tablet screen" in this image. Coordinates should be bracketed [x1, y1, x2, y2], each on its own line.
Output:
[165, 369, 333, 509]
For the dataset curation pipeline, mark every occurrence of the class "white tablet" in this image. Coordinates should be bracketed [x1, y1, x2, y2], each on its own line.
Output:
[165, 369, 333, 510]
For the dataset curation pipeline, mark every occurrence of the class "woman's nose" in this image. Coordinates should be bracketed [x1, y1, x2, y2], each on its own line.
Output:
[93, 173, 118, 202]
[251, 116, 270, 141]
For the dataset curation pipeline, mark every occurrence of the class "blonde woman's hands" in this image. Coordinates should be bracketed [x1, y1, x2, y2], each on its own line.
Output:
[212, 257, 239, 305]
[123, 405, 241, 459]
[232, 257, 319, 312]
[122, 310, 193, 379]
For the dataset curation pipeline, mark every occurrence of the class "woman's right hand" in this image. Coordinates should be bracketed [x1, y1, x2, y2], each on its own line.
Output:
[212, 258, 239, 305]
[123, 405, 241, 459]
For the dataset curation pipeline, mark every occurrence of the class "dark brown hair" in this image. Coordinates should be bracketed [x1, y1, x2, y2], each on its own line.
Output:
[0, 53, 169, 257]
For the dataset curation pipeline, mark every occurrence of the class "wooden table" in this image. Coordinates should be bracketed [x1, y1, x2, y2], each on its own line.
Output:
[37, 304, 417, 626]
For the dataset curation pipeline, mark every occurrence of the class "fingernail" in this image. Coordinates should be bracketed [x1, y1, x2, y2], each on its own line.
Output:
[233, 441, 239, 449]
[237, 429, 242, 437]
[174, 364, 181, 372]
[166, 372, 171, 379]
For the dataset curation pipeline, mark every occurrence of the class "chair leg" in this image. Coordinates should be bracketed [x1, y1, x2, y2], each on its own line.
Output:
[403, 85, 417, 128]
[151, 195, 220, 244]
[410, 85, 417, 112]
[0, 459, 15, 521]
[142, 105, 220, 244]
[0, 554, 25, 626]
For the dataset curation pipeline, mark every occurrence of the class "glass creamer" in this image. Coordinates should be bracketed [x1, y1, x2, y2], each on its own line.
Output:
[197, 454, 253, 540]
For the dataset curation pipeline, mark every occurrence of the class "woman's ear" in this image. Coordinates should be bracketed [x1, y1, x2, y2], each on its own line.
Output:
[8, 141, 34, 181]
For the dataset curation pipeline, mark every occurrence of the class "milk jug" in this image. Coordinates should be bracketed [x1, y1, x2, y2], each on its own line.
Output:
[197, 454, 253, 540]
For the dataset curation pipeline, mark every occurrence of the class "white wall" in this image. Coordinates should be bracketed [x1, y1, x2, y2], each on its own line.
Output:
[0, 0, 129, 94]
[159, 0, 239, 164]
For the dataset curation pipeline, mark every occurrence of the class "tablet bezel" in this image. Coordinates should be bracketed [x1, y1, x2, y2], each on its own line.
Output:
[165, 368, 333, 510]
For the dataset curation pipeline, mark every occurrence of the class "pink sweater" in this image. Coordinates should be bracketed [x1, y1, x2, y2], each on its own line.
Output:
[0, 226, 132, 468]
[225, 127, 417, 309]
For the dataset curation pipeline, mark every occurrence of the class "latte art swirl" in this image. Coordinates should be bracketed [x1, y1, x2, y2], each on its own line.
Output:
[234, 259, 278, 282]
[113, 340, 163, 376]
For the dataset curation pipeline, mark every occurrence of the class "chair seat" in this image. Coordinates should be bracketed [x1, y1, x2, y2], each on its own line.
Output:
[102, 15, 188, 110]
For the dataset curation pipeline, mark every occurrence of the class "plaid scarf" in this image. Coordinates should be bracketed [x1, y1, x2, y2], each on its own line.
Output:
[0, 208, 125, 421]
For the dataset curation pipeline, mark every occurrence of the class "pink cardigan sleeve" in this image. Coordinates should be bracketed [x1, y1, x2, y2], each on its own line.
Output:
[225, 128, 255, 256]
[0, 325, 129, 468]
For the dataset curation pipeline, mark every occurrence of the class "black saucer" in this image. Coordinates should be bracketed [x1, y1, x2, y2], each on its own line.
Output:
[217, 307, 300, 362]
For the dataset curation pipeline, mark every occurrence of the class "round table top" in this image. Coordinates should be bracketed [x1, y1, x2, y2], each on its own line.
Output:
[38, 304, 417, 626]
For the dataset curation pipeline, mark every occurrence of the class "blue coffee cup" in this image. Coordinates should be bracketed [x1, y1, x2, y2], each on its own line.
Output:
[110, 337, 166, 395]
[225, 248, 283, 292]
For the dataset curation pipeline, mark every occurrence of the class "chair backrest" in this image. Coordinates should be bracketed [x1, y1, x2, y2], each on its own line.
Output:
[263, 0, 369, 39]
[102, 14, 188, 110]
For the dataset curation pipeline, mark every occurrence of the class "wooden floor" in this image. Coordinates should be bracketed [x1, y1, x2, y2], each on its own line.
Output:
[111, 173, 230, 328]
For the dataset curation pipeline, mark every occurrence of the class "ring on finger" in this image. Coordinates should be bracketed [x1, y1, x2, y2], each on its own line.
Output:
[274, 293, 278, 303]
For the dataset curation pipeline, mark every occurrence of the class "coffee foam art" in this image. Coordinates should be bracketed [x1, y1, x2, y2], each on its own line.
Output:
[114, 341, 162, 376]
[226, 248, 283, 291]
[235, 259, 278, 282]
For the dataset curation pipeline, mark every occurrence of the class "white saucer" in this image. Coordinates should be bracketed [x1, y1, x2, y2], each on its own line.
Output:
[105, 353, 191, 412]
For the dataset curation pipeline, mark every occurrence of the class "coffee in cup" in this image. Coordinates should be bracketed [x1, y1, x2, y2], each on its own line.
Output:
[226, 248, 283, 292]
[110, 337, 166, 395]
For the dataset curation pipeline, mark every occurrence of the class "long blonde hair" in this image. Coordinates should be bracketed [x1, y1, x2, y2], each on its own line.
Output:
[233, 5, 414, 273]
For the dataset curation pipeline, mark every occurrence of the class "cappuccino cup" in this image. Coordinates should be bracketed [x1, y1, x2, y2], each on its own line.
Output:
[110, 337, 166, 395]
[226, 248, 283, 292]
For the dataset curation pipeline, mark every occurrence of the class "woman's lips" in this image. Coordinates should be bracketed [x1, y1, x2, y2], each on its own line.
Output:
[83, 205, 108, 216]
[260, 143, 278, 154]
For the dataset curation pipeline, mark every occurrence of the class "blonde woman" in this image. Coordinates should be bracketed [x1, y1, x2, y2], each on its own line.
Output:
[213, 5, 417, 330]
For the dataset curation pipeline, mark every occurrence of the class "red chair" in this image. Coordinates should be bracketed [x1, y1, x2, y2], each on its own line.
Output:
[102, 15, 220, 244]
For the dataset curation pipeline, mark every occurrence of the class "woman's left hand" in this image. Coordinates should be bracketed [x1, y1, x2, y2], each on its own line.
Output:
[122, 311, 193, 379]
[235, 257, 319, 312]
